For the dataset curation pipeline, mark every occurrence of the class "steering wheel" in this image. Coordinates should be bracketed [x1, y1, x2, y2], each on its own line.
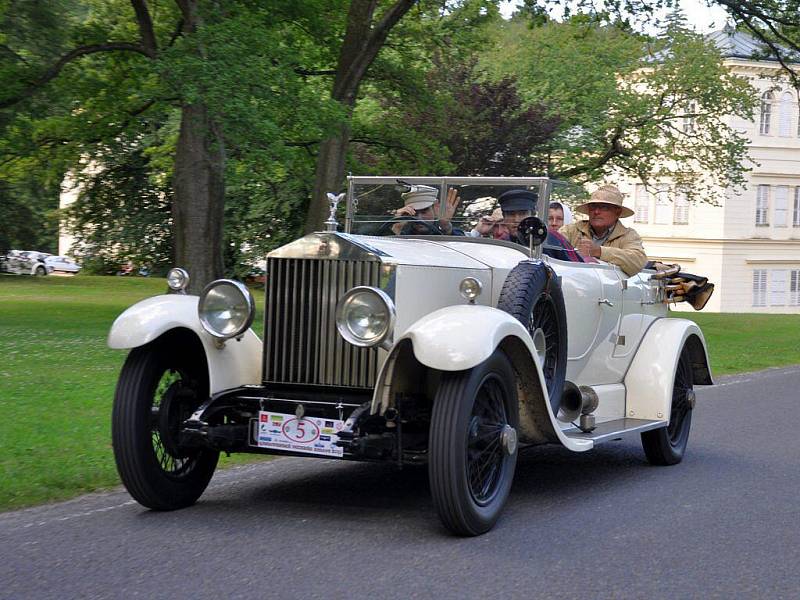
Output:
[375, 215, 443, 236]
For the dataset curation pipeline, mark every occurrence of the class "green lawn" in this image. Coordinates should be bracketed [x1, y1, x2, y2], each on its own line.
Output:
[0, 274, 798, 511]
[0, 275, 266, 511]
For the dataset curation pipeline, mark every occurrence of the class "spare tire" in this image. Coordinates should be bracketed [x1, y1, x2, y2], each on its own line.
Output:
[497, 261, 567, 413]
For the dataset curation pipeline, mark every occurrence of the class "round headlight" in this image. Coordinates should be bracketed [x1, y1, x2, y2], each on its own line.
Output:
[459, 277, 482, 301]
[335, 287, 396, 348]
[166, 268, 190, 292]
[198, 280, 255, 339]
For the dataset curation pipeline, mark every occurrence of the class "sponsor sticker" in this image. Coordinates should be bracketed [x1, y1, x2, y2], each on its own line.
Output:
[256, 411, 344, 457]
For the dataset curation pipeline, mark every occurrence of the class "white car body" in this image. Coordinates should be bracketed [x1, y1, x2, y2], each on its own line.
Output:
[2, 250, 52, 275]
[45, 255, 81, 274]
[108, 176, 713, 535]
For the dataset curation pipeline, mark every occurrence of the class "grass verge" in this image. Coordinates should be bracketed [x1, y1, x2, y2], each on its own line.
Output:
[1, 274, 798, 510]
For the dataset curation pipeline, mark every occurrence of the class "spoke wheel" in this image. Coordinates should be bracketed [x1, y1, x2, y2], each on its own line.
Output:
[497, 261, 567, 413]
[641, 346, 694, 465]
[112, 335, 218, 510]
[429, 350, 518, 536]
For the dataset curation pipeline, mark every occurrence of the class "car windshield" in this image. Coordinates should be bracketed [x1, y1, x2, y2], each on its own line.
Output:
[346, 177, 584, 238]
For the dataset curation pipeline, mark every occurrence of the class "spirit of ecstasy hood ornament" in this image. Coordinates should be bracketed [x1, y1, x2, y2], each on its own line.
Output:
[325, 192, 345, 232]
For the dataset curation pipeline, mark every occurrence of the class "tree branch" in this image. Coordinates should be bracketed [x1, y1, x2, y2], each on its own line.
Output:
[0, 43, 150, 110]
[294, 68, 337, 76]
[130, 0, 158, 57]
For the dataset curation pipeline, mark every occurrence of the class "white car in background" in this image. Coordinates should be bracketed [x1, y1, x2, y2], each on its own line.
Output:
[45, 255, 81, 274]
[2, 250, 51, 275]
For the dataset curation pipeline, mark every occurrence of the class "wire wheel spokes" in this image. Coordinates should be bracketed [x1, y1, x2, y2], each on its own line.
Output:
[668, 353, 693, 445]
[529, 294, 559, 395]
[150, 368, 200, 478]
[466, 375, 508, 505]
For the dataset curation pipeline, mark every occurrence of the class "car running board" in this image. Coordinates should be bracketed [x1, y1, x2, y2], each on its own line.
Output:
[562, 418, 665, 446]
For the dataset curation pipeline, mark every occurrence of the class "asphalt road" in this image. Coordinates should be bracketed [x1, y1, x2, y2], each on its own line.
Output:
[2, 366, 799, 599]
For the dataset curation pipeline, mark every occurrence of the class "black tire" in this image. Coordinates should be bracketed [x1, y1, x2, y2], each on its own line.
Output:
[641, 346, 694, 465]
[112, 337, 219, 510]
[35, 265, 46, 276]
[497, 261, 567, 413]
[429, 349, 519, 536]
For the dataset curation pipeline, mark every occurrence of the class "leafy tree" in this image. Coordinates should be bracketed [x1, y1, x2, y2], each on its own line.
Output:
[527, 1, 800, 87]
[0, 0, 340, 290]
[481, 17, 757, 201]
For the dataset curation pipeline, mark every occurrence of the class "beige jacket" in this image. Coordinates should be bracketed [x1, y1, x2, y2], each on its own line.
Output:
[561, 220, 647, 276]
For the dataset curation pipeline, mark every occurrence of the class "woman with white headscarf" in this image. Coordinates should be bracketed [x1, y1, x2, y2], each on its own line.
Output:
[548, 201, 573, 231]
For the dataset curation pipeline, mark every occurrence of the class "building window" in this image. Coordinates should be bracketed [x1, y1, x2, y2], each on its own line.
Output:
[655, 185, 671, 225]
[673, 190, 689, 224]
[779, 92, 794, 137]
[634, 185, 649, 223]
[775, 185, 789, 227]
[760, 91, 773, 135]
[791, 270, 800, 306]
[753, 269, 767, 307]
[756, 185, 769, 226]
[794, 187, 800, 227]
[770, 270, 787, 306]
[683, 101, 696, 134]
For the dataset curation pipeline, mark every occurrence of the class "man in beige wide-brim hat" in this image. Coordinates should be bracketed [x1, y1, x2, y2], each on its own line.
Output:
[560, 185, 647, 276]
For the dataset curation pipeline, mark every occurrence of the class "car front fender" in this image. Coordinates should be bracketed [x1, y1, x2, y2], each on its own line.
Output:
[108, 294, 262, 394]
[624, 318, 713, 422]
[399, 304, 538, 372]
[371, 305, 591, 452]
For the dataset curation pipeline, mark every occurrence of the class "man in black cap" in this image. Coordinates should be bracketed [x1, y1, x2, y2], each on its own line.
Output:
[472, 189, 582, 262]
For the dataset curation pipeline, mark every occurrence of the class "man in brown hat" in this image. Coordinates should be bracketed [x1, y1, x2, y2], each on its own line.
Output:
[560, 185, 647, 276]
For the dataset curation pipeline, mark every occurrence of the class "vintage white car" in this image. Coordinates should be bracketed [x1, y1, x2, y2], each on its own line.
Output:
[108, 176, 712, 536]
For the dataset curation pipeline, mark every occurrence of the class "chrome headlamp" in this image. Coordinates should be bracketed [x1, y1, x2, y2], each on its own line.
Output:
[198, 279, 255, 339]
[335, 286, 396, 349]
[166, 268, 190, 293]
[459, 277, 482, 301]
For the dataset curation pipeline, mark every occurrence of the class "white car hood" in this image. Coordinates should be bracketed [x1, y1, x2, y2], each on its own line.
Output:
[268, 232, 527, 271]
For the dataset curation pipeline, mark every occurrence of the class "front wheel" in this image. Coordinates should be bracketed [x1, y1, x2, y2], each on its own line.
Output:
[35, 265, 46, 276]
[641, 346, 694, 465]
[112, 338, 219, 510]
[429, 349, 519, 536]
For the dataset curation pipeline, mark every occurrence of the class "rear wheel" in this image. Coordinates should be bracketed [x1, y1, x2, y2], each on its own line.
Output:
[429, 349, 519, 536]
[112, 336, 218, 510]
[35, 265, 46, 276]
[641, 346, 694, 465]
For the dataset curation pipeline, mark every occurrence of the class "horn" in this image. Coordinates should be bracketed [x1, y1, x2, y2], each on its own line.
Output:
[557, 381, 583, 423]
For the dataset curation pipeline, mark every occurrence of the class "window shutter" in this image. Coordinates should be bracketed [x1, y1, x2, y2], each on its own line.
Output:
[756, 185, 769, 226]
[775, 186, 789, 227]
[794, 188, 800, 227]
[655, 185, 671, 225]
[779, 92, 793, 136]
[791, 270, 800, 306]
[635, 185, 649, 223]
[753, 269, 767, 307]
[760, 92, 773, 135]
[673, 190, 689, 224]
[770, 270, 787, 306]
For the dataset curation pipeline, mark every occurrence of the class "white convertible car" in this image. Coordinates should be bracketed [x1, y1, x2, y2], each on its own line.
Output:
[109, 177, 712, 536]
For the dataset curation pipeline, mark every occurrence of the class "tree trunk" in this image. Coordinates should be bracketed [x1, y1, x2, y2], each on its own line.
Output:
[305, 122, 352, 233]
[173, 102, 225, 293]
[304, 0, 417, 233]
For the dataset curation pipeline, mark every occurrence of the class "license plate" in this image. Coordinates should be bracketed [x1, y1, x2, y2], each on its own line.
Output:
[255, 411, 344, 458]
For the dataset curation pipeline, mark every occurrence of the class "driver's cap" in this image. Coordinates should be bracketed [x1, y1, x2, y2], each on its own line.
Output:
[402, 185, 438, 211]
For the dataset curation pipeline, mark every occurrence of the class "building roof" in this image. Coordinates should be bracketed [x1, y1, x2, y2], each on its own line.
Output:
[706, 27, 797, 63]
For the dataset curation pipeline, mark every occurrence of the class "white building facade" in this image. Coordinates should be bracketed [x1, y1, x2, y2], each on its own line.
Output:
[616, 30, 800, 313]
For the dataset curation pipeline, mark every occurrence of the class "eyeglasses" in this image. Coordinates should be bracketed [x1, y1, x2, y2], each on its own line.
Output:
[586, 203, 617, 212]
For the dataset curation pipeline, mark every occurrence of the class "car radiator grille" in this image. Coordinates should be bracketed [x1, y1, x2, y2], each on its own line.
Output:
[263, 257, 381, 388]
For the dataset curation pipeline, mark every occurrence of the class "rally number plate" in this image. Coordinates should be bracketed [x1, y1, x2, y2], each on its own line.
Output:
[255, 411, 344, 458]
